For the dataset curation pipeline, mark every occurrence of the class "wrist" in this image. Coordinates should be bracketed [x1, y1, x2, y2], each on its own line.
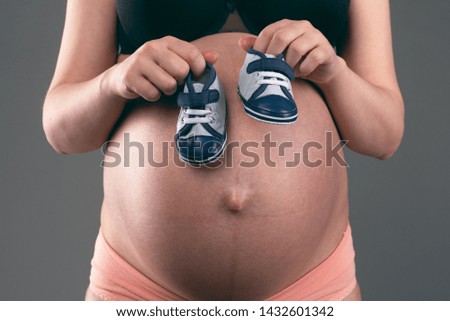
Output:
[99, 65, 127, 104]
[317, 56, 349, 90]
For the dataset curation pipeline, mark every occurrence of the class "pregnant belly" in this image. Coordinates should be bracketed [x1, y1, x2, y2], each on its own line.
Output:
[101, 33, 349, 300]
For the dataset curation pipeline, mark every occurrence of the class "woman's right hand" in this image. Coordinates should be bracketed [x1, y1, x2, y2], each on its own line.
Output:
[105, 36, 218, 102]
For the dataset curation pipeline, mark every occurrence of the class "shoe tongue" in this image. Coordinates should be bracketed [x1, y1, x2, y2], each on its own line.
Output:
[261, 52, 285, 61]
[264, 53, 277, 59]
[192, 83, 205, 93]
[190, 66, 213, 93]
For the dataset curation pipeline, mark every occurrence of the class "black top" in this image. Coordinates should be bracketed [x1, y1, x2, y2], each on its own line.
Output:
[116, 0, 350, 54]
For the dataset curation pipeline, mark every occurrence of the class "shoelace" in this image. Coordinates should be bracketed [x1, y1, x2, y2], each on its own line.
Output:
[182, 108, 215, 124]
[255, 71, 291, 89]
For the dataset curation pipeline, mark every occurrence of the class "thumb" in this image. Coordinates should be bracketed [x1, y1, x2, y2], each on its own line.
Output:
[202, 50, 219, 65]
[238, 36, 257, 52]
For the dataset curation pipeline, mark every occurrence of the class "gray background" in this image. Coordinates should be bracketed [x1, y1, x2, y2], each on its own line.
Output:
[1, 0, 449, 300]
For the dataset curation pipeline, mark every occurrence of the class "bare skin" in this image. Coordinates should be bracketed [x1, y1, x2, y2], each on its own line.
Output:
[44, 0, 403, 300]
[96, 32, 349, 300]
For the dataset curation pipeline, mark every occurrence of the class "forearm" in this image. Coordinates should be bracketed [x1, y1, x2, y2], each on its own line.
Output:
[319, 57, 404, 159]
[43, 67, 126, 154]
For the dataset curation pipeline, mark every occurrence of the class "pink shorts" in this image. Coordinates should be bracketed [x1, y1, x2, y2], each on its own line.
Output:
[88, 224, 357, 300]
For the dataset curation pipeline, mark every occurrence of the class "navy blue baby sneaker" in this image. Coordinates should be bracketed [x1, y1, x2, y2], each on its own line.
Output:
[176, 63, 227, 164]
[238, 47, 297, 124]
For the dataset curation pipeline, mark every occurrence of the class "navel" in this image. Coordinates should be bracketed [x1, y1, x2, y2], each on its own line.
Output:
[222, 186, 250, 213]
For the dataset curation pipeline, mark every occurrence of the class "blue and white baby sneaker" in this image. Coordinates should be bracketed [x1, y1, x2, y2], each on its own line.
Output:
[176, 63, 227, 164]
[238, 47, 297, 124]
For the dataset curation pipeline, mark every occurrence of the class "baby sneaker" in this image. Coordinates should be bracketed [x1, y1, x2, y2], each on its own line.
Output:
[176, 63, 227, 164]
[238, 47, 297, 124]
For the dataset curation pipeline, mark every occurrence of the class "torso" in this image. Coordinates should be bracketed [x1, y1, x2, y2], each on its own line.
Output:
[101, 24, 350, 299]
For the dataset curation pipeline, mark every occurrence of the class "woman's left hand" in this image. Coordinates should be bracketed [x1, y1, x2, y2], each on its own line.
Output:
[239, 19, 343, 85]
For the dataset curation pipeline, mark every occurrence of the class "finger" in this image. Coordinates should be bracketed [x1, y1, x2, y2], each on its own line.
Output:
[154, 51, 191, 84]
[238, 36, 257, 52]
[143, 61, 178, 96]
[121, 84, 140, 100]
[167, 39, 206, 78]
[202, 50, 219, 65]
[154, 48, 217, 83]
[118, 68, 140, 99]
[265, 27, 306, 56]
[298, 47, 327, 78]
[253, 19, 292, 53]
[284, 33, 320, 68]
[127, 76, 161, 102]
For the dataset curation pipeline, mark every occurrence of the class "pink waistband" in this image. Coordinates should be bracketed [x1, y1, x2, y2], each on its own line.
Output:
[267, 224, 356, 300]
[88, 225, 356, 301]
